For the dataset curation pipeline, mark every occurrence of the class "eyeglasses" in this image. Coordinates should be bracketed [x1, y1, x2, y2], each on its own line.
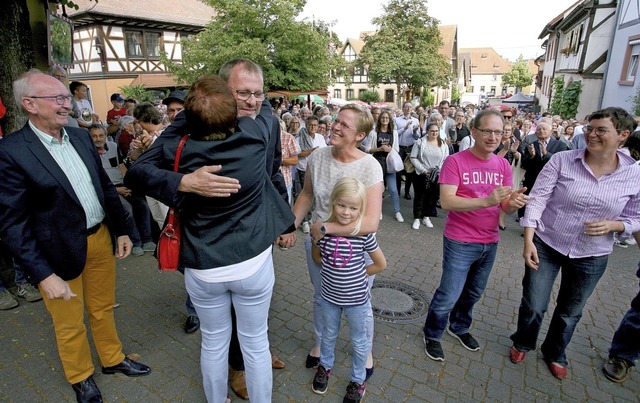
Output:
[502, 115, 513, 119]
[332, 119, 354, 131]
[27, 95, 72, 105]
[583, 125, 611, 136]
[475, 128, 504, 137]
[231, 89, 265, 101]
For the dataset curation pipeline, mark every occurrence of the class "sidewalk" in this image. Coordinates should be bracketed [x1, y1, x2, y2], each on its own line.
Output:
[1, 201, 638, 402]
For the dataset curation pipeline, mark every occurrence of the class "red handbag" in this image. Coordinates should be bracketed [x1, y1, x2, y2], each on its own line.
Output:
[157, 135, 188, 271]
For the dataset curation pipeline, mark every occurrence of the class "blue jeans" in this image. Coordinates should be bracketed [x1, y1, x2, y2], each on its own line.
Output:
[423, 236, 498, 341]
[385, 172, 400, 214]
[305, 235, 374, 353]
[608, 262, 640, 365]
[510, 235, 608, 366]
[185, 256, 274, 403]
[320, 298, 370, 384]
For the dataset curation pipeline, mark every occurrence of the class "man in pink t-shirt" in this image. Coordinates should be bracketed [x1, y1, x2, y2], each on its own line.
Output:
[422, 109, 529, 362]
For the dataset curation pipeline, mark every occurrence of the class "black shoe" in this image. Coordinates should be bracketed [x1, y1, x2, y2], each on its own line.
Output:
[447, 326, 480, 351]
[306, 354, 320, 368]
[72, 375, 103, 403]
[404, 194, 412, 200]
[184, 315, 200, 334]
[102, 357, 151, 377]
[365, 366, 374, 381]
[312, 365, 331, 395]
[423, 334, 445, 361]
[603, 357, 632, 383]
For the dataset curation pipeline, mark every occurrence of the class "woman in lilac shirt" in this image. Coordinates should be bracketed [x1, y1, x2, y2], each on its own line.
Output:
[509, 107, 640, 380]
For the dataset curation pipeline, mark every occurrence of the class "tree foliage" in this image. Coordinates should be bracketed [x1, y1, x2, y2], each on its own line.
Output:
[120, 85, 166, 104]
[549, 75, 565, 115]
[163, 0, 344, 91]
[548, 75, 582, 118]
[358, 90, 380, 103]
[1, 0, 36, 134]
[358, 0, 450, 106]
[501, 56, 534, 92]
[558, 80, 582, 119]
[630, 85, 640, 116]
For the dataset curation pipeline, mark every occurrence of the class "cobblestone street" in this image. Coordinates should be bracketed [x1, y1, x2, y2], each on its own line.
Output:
[1, 198, 639, 402]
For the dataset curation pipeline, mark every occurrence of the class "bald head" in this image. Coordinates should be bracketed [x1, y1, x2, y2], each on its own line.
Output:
[13, 69, 72, 136]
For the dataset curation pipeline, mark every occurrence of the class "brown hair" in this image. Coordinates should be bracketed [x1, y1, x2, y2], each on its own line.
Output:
[184, 75, 237, 139]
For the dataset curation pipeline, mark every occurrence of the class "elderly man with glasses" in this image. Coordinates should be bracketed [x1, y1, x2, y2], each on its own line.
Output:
[0, 69, 150, 403]
[518, 122, 570, 221]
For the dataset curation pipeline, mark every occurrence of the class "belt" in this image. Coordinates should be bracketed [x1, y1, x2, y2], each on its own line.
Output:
[85, 222, 102, 236]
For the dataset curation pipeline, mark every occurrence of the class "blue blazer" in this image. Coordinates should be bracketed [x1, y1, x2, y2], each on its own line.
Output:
[0, 124, 128, 282]
[521, 136, 569, 190]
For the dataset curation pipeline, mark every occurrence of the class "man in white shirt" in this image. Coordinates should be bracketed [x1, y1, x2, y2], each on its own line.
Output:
[395, 101, 420, 199]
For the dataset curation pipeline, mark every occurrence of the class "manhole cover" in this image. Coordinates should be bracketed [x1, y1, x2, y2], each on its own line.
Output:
[371, 280, 430, 324]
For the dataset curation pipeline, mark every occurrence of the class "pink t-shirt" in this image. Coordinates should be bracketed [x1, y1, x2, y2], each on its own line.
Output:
[439, 149, 513, 243]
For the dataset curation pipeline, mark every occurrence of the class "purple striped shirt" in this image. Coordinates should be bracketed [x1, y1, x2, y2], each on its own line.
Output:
[521, 149, 640, 258]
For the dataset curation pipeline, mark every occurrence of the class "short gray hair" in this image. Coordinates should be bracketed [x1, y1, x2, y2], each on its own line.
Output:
[428, 112, 443, 122]
[13, 69, 47, 111]
[48, 65, 66, 77]
[218, 58, 263, 82]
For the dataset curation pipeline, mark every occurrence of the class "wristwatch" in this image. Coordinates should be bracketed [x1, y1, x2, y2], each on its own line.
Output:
[320, 225, 326, 237]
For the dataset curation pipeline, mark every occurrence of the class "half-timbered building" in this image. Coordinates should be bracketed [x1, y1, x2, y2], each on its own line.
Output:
[65, 0, 215, 119]
[537, 0, 619, 118]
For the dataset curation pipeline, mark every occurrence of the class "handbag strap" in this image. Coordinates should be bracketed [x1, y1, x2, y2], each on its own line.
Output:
[166, 135, 189, 223]
[173, 134, 189, 172]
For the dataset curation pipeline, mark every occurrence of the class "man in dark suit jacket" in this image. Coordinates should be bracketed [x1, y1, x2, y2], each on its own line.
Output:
[0, 70, 150, 403]
[519, 122, 570, 219]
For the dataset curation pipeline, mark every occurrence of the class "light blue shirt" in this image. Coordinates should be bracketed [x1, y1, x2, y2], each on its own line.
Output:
[571, 133, 587, 150]
[394, 115, 420, 147]
[29, 121, 105, 228]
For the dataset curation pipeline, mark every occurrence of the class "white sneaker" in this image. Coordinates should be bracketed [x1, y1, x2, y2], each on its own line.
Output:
[412, 219, 420, 230]
[624, 238, 637, 246]
[395, 212, 404, 223]
[422, 217, 434, 228]
[302, 221, 310, 234]
[614, 240, 628, 248]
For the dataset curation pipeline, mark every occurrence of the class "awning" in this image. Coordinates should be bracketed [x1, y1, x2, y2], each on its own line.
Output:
[268, 89, 329, 99]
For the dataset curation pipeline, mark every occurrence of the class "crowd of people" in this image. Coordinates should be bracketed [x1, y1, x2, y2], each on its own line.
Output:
[0, 59, 639, 403]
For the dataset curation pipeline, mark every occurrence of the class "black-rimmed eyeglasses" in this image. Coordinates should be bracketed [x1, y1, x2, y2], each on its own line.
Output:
[231, 89, 265, 101]
[583, 126, 612, 136]
[475, 128, 504, 137]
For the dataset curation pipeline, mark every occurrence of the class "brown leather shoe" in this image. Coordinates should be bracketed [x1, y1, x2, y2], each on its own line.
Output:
[271, 353, 286, 369]
[229, 368, 249, 400]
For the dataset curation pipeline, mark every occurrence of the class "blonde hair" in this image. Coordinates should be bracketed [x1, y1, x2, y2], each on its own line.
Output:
[339, 104, 374, 135]
[326, 177, 367, 236]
